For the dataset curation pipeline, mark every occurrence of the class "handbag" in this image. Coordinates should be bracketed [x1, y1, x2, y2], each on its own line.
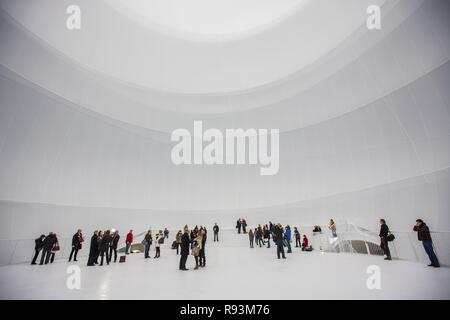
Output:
[386, 232, 395, 242]
[52, 244, 60, 252]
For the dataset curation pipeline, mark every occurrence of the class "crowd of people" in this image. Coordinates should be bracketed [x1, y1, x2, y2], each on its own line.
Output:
[30, 217, 440, 269]
[246, 222, 313, 259]
[240, 217, 440, 268]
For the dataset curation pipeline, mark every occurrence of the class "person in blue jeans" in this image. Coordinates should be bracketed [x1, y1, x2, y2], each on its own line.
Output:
[273, 224, 286, 259]
[284, 225, 292, 253]
[413, 219, 440, 268]
[144, 230, 152, 259]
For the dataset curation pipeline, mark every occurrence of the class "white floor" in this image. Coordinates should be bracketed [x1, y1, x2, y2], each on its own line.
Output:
[1, 231, 449, 299]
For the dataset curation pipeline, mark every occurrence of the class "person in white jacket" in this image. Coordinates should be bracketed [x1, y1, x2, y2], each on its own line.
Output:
[154, 230, 163, 258]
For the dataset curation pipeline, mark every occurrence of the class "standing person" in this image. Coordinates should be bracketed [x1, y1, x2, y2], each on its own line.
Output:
[273, 224, 286, 259]
[199, 227, 207, 267]
[329, 219, 337, 237]
[99, 230, 111, 266]
[144, 230, 153, 259]
[236, 219, 242, 234]
[248, 229, 254, 248]
[264, 225, 271, 248]
[40, 232, 56, 265]
[379, 219, 392, 260]
[68, 229, 83, 262]
[257, 225, 263, 247]
[109, 230, 120, 263]
[213, 223, 219, 242]
[31, 235, 45, 265]
[294, 227, 301, 248]
[284, 225, 292, 253]
[175, 230, 182, 255]
[413, 219, 440, 268]
[125, 230, 133, 254]
[192, 240, 201, 270]
[242, 219, 247, 234]
[179, 226, 190, 271]
[164, 228, 169, 239]
[87, 230, 99, 266]
[49, 234, 60, 263]
[96, 231, 103, 264]
[154, 230, 163, 258]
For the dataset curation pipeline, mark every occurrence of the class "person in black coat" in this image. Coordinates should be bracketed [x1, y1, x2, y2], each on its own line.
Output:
[213, 223, 219, 242]
[109, 230, 120, 263]
[379, 219, 391, 260]
[414, 219, 440, 267]
[99, 230, 111, 266]
[199, 228, 207, 267]
[236, 219, 242, 234]
[87, 230, 99, 266]
[31, 235, 45, 265]
[273, 224, 286, 259]
[68, 229, 83, 262]
[242, 219, 247, 234]
[179, 226, 191, 270]
[39, 232, 57, 265]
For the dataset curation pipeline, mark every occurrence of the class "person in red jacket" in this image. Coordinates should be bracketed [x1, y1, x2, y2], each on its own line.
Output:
[301, 235, 309, 251]
[125, 230, 133, 254]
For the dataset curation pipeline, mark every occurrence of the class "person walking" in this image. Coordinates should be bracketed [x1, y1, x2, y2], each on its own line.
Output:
[213, 223, 219, 242]
[99, 230, 111, 266]
[109, 230, 120, 263]
[39, 232, 57, 265]
[87, 230, 99, 266]
[329, 219, 337, 237]
[274, 224, 286, 259]
[379, 219, 392, 260]
[68, 229, 83, 262]
[179, 226, 190, 270]
[125, 230, 133, 254]
[144, 230, 153, 259]
[294, 227, 301, 248]
[413, 219, 440, 268]
[154, 230, 163, 258]
[31, 234, 45, 265]
[248, 229, 254, 248]
[284, 225, 292, 253]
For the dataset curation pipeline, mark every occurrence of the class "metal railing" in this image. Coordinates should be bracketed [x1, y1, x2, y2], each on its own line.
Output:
[0, 224, 448, 266]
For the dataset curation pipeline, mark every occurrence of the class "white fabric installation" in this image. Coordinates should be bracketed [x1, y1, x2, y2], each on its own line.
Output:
[0, 0, 449, 298]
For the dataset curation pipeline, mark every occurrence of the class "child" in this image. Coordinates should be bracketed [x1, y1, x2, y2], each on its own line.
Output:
[192, 241, 200, 270]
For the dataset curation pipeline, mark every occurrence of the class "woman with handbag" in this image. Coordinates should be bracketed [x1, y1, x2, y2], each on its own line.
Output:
[379, 219, 392, 260]
[50, 234, 60, 263]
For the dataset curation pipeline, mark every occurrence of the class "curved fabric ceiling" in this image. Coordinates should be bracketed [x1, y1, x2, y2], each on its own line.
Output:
[0, 0, 385, 94]
[107, 0, 307, 40]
